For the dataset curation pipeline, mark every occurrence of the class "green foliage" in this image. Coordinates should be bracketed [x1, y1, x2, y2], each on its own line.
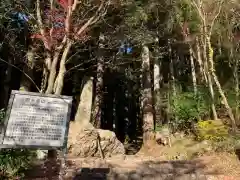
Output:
[215, 88, 239, 109]
[171, 89, 209, 131]
[0, 110, 36, 179]
[195, 120, 228, 142]
[125, 5, 148, 27]
[173, 0, 201, 33]
[195, 119, 240, 153]
[0, 149, 36, 179]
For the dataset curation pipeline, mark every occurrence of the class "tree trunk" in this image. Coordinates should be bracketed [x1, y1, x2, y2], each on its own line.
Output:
[154, 57, 160, 92]
[45, 51, 61, 94]
[45, 39, 66, 94]
[92, 34, 105, 128]
[234, 57, 239, 124]
[54, 40, 72, 95]
[153, 41, 161, 123]
[141, 44, 155, 147]
[168, 39, 176, 96]
[153, 49, 160, 93]
[202, 32, 218, 120]
[40, 53, 51, 93]
[189, 44, 197, 95]
[207, 36, 237, 131]
[196, 37, 207, 83]
[218, 36, 222, 55]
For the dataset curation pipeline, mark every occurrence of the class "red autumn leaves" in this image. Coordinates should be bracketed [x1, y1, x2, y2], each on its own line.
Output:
[57, 0, 73, 9]
[31, 0, 89, 50]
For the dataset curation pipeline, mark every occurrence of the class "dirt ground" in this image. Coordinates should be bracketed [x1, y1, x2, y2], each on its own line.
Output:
[25, 149, 240, 180]
[24, 135, 240, 180]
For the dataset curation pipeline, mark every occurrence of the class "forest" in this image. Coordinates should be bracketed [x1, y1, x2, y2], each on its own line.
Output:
[0, 0, 240, 179]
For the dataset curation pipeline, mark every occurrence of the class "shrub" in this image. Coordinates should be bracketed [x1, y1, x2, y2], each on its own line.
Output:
[171, 89, 209, 132]
[195, 119, 240, 153]
[0, 149, 36, 179]
[195, 120, 228, 142]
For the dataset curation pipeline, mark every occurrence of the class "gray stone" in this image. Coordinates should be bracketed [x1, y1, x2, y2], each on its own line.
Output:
[68, 124, 125, 158]
[75, 77, 93, 126]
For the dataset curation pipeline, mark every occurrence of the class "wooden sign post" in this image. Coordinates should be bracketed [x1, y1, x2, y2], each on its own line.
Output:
[0, 90, 72, 179]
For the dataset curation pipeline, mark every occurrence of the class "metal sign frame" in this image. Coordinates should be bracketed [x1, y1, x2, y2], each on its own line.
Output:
[0, 90, 72, 150]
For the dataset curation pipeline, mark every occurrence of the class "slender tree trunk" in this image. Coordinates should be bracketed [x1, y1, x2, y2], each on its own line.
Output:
[54, 40, 72, 95]
[206, 36, 237, 131]
[168, 39, 176, 96]
[153, 42, 161, 93]
[196, 37, 207, 83]
[154, 56, 160, 92]
[41, 53, 51, 93]
[189, 44, 197, 95]
[45, 52, 61, 94]
[234, 57, 239, 124]
[153, 41, 161, 126]
[202, 30, 218, 120]
[92, 34, 105, 128]
[141, 44, 155, 147]
[153, 43, 161, 110]
[45, 39, 66, 94]
[218, 36, 222, 55]
[167, 39, 176, 129]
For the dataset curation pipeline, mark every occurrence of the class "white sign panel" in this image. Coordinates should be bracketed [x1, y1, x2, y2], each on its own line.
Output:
[1, 91, 72, 148]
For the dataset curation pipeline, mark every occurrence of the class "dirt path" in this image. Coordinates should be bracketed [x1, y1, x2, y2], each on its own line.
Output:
[25, 153, 240, 180]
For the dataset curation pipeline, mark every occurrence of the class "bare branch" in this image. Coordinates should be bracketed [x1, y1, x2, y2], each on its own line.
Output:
[209, 0, 224, 37]
[65, 0, 73, 35]
[49, 0, 54, 41]
[191, 0, 205, 22]
[75, 0, 109, 38]
[36, 0, 51, 50]
[72, 0, 80, 11]
[36, 0, 44, 36]
[0, 58, 41, 92]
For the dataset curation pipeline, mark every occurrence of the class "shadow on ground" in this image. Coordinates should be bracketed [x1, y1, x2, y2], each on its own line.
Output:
[25, 158, 220, 180]
[235, 148, 240, 161]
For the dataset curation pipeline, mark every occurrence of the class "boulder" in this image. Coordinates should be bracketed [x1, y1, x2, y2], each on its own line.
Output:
[68, 122, 98, 157]
[68, 122, 125, 157]
[97, 129, 125, 157]
[156, 127, 171, 146]
[69, 127, 99, 157]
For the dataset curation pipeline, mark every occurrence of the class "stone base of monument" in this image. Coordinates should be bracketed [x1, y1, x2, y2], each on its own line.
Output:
[68, 122, 125, 158]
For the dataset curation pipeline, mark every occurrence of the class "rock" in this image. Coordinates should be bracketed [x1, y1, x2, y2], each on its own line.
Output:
[36, 150, 47, 160]
[75, 77, 93, 126]
[68, 126, 98, 157]
[68, 123, 125, 157]
[174, 132, 185, 138]
[97, 129, 125, 157]
[156, 129, 171, 146]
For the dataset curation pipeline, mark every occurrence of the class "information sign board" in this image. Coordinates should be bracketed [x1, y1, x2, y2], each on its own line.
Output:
[0, 90, 72, 149]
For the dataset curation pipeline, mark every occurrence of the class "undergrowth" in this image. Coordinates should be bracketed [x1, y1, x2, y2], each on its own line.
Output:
[155, 86, 240, 154]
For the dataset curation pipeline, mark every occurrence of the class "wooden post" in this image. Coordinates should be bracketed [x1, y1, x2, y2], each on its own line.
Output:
[58, 147, 67, 180]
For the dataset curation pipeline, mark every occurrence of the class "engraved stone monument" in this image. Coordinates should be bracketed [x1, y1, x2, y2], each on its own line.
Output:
[75, 76, 93, 126]
[0, 90, 72, 149]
